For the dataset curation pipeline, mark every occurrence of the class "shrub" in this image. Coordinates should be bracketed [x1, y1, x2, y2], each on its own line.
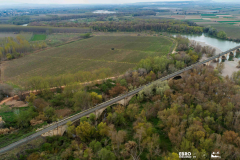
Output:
[41, 143, 52, 151]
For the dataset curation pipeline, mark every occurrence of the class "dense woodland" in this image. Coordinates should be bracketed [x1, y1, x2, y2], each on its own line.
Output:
[2, 61, 240, 160]
[1, 35, 238, 160]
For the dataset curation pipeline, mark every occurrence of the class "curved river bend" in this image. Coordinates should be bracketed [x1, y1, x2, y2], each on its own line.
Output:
[173, 33, 240, 52]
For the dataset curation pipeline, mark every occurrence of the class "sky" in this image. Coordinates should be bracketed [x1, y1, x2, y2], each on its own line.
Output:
[0, 0, 239, 5]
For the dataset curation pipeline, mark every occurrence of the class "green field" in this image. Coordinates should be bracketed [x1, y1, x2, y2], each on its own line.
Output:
[3, 35, 173, 84]
[218, 21, 240, 23]
[187, 19, 211, 22]
[201, 14, 217, 16]
[31, 34, 47, 41]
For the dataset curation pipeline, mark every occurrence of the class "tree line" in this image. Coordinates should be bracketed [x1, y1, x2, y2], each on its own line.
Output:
[0, 36, 47, 60]
[0, 25, 90, 34]
[89, 19, 204, 34]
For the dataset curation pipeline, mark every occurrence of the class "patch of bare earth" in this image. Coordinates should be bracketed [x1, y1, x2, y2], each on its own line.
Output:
[55, 108, 73, 118]
[185, 15, 202, 19]
[171, 15, 185, 19]
[211, 58, 240, 77]
[196, 22, 220, 25]
[2, 100, 28, 108]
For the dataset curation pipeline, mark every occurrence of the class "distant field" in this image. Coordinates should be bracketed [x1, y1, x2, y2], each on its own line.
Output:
[187, 19, 211, 22]
[0, 25, 90, 33]
[185, 15, 201, 19]
[31, 34, 47, 41]
[201, 14, 217, 16]
[196, 22, 219, 25]
[200, 23, 240, 39]
[0, 32, 33, 40]
[46, 33, 81, 46]
[2, 35, 173, 84]
[218, 21, 240, 23]
[0, 33, 18, 38]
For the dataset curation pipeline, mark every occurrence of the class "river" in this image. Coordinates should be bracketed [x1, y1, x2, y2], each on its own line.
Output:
[173, 33, 240, 52]
[173, 33, 240, 77]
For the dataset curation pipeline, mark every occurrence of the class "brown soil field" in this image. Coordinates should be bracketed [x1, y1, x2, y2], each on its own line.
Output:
[171, 15, 185, 19]
[185, 15, 202, 19]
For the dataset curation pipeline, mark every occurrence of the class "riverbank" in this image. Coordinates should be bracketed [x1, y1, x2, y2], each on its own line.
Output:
[192, 40, 240, 77]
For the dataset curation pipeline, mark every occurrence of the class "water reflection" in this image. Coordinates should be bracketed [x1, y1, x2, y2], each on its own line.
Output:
[173, 33, 239, 52]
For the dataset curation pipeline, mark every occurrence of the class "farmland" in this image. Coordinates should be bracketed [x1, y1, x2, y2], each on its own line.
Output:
[45, 33, 83, 46]
[200, 23, 240, 39]
[2, 34, 173, 85]
[31, 34, 47, 41]
[0, 25, 90, 33]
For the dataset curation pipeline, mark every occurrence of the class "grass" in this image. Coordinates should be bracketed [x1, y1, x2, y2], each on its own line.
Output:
[0, 25, 90, 33]
[0, 121, 47, 149]
[218, 21, 240, 23]
[2, 35, 173, 85]
[201, 14, 217, 16]
[0, 106, 48, 149]
[46, 33, 81, 46]
[31, 34, 47, 41]
[0, 137, 45, 160]
[19, 32, 33, 41]
[185, 19, 211, 22]
[0, 107, 29, 123]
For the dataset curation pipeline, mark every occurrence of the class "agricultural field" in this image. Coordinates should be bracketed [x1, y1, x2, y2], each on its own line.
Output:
[2, 34, 173, 84]
[200, 23, 240, 39]
[30, 34, 47, 41]
[45, 33, 82, 46]
[0, 32, 33, 41]
[167, 13, 240, 39]
[0, 32, 18, 38]
[185, 15, 202, 19]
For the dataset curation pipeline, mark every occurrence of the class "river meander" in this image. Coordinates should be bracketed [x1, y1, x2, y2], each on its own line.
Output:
[173, 33, 240, 52]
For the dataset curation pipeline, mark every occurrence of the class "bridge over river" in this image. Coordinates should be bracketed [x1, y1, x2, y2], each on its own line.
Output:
[0, 45, 240, 154]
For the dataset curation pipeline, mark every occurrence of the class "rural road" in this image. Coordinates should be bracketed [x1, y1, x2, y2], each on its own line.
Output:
[0, 45, 239, 154]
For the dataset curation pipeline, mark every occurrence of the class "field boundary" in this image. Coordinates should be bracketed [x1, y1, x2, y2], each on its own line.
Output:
[0, 75, 123, 105]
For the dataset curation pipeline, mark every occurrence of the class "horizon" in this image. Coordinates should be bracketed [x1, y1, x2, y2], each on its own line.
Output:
[0, 0, 240, 5]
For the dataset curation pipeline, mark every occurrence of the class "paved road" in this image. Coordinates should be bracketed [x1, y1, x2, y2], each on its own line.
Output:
[0, 45, 239, 154]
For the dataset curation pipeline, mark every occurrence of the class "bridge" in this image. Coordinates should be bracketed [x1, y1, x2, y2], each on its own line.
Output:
[0, 45, 240, 154]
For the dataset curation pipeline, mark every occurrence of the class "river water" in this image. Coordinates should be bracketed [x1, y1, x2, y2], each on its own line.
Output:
[173, 33, 240, 52]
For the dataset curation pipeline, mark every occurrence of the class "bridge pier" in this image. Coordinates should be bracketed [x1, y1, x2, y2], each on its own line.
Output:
[40, 94, 137, 137]
[219, 57, 222, 63]
[116, 94, 136, 106]
[41, 125, 67, 137]
[203, 60, 212, 66]
[225, 53, 229, 60]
